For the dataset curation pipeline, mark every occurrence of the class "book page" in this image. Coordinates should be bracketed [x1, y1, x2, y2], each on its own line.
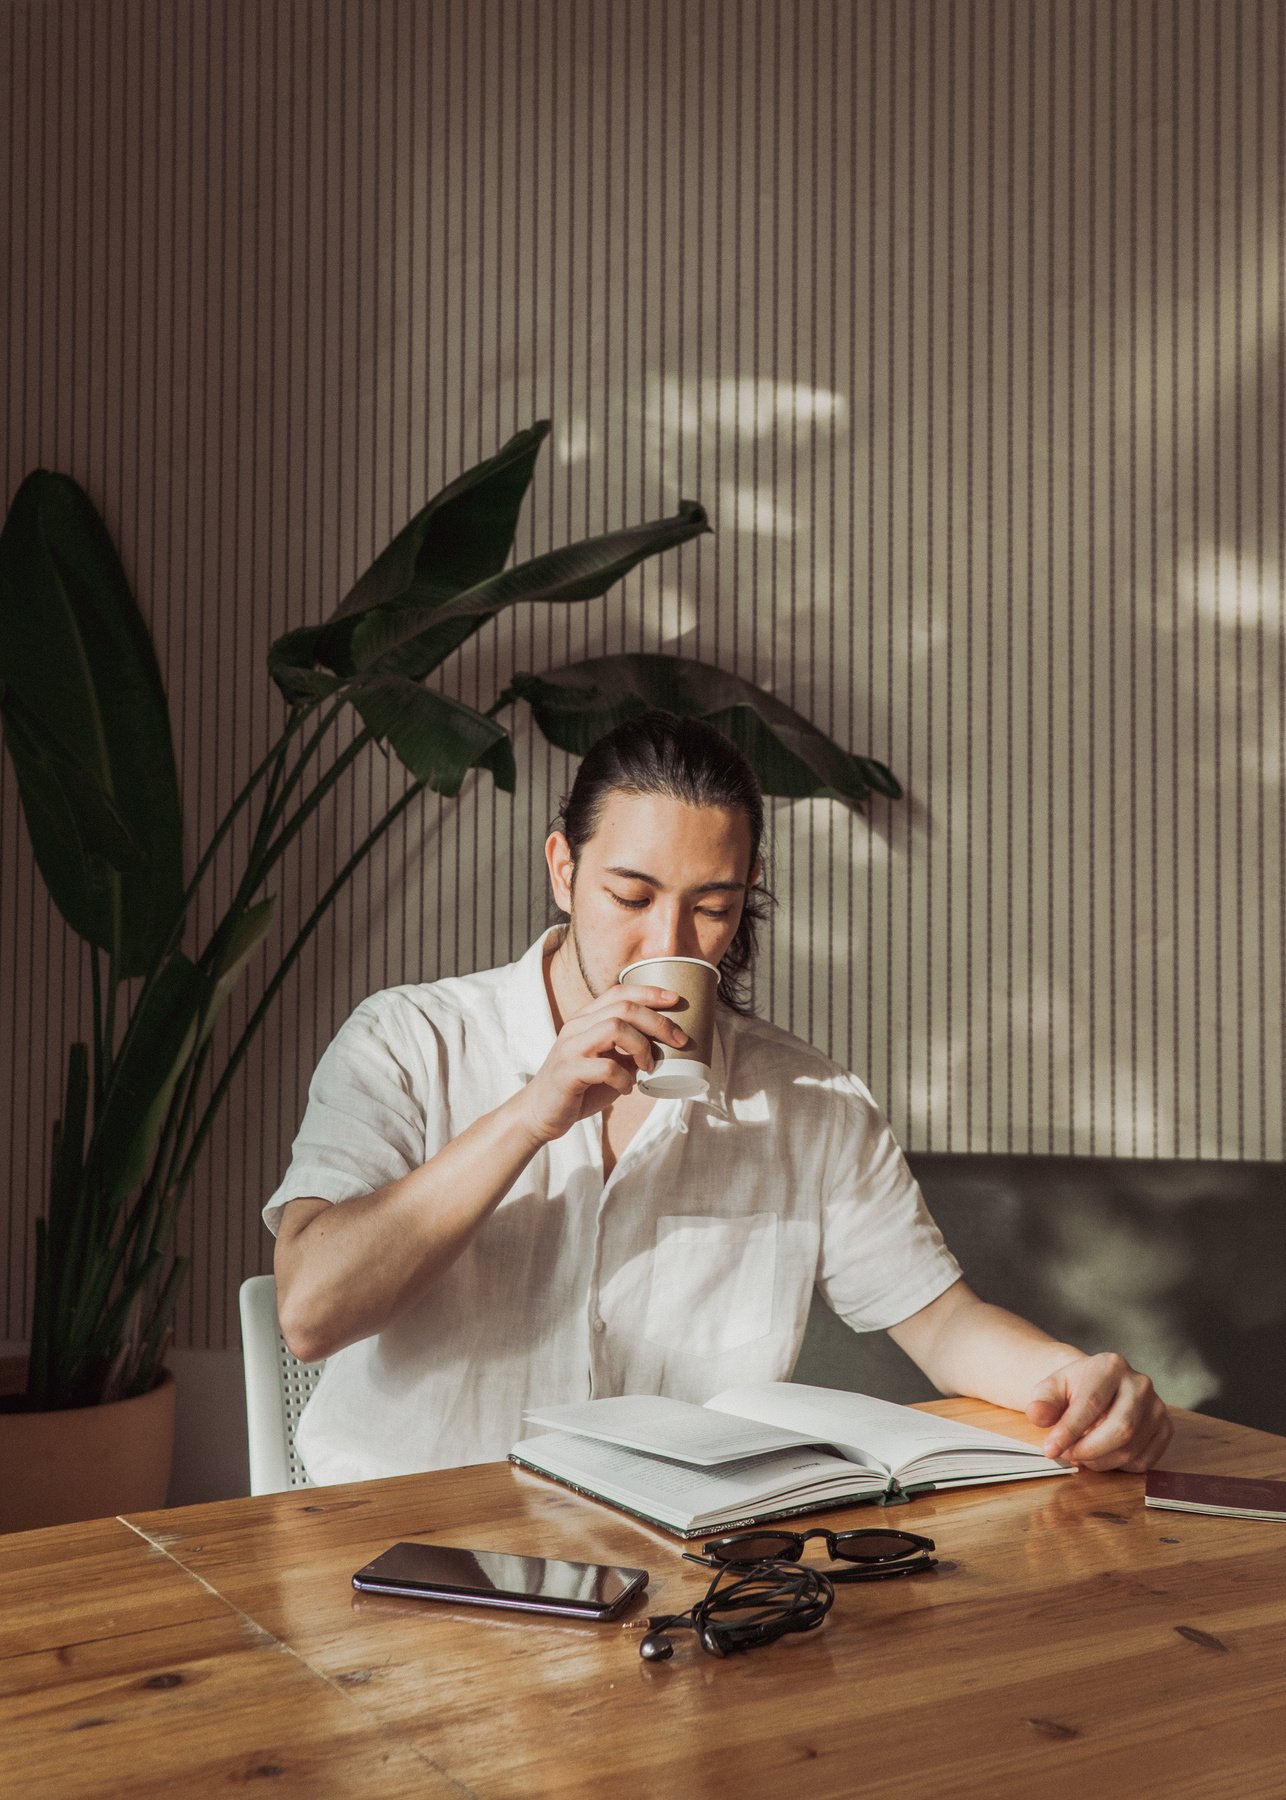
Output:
[706, 1382, 1054, 1476]
[522, 1395, 819, 1467]
[511, 1431, 885, 1533]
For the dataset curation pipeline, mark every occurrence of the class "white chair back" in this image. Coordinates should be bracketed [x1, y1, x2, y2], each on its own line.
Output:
[238, 1274, 325, 1494]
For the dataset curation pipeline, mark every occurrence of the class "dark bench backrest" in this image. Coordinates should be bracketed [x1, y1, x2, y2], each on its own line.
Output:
[797, 1154, 1286, 1436]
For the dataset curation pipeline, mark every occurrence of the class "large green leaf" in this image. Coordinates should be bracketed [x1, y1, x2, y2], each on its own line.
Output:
[265, 627, 342, 705]
[0, 687, 143, 912]
[349, 676, 517, 796]
[0, 472, 185, 974]
[268, 422, 552, 696]
[348, 501, 711, 678]
[334, 421, 551, 621]
[499, 654, 902, 809]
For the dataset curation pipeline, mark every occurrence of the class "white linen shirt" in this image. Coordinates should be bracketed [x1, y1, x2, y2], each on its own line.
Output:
[263, 929, 961, 1485]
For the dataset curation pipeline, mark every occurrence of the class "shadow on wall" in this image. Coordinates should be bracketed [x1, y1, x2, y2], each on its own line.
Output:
[796, 1154, 1286, 1438]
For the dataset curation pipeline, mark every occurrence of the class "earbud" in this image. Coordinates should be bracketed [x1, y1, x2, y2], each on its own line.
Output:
[638, 1631, 674, 1661]
[698, 1625, 727, 1657]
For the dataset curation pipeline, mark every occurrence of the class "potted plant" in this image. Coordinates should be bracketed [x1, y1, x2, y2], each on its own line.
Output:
[0, 420, 899, 1529]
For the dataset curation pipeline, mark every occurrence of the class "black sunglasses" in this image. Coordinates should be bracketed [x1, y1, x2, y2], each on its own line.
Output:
[693, 1526, 936, 1583]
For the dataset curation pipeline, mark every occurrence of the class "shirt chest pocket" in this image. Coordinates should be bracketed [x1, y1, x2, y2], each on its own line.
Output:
[643, 1212, 778, 1357]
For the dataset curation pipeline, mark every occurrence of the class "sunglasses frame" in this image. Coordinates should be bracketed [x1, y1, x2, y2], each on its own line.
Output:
[695, 1526, 937, 1584]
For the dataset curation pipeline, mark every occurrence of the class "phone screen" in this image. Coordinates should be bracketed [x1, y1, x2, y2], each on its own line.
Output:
[351, 1542, 649, 1619]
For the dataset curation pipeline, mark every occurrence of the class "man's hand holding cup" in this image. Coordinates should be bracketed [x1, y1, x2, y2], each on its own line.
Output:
[517, 983, 690, 1144]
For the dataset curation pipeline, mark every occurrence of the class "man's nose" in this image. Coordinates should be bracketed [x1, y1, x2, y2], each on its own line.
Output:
[643, 911, 701, 961]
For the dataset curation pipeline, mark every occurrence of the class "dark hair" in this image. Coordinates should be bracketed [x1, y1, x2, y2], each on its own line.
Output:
[554, 711, 773, 1013]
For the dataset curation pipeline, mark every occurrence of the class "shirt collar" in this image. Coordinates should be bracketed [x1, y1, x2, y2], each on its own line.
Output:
[502, 927, 733, 1118]
[502, 927, 564, 1078]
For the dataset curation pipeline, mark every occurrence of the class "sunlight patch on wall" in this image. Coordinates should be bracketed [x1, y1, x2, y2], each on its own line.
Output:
[699, 376, 847, 436]
[720, 484, 798, 539]
[556, 419, 594, 466]
[655, 581, 700, 647]
[1186, 547, 1284, 629]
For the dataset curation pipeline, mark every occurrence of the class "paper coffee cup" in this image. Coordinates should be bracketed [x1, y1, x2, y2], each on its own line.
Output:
[618, 955, 719, 1099]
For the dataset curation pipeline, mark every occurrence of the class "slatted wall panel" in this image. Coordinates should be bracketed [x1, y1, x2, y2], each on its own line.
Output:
[2, 0, 1282, 1351]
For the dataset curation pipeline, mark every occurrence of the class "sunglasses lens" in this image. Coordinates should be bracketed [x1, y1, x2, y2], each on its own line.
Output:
[707, 1532, 802, 1563]
[832, 1532, 924, 1562]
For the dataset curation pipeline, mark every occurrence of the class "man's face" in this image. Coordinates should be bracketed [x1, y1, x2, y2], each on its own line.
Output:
[545, 790, 760, 1002]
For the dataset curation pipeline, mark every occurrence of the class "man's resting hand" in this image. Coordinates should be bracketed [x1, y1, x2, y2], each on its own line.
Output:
[1027, 1352, 1173, 1472]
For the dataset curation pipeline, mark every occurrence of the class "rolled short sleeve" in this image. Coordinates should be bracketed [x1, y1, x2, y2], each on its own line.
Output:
[814, 1075, 961, 1330]
[261, 995, 435, 1235]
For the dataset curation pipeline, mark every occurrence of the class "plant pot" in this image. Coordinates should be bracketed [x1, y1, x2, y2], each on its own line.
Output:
[0, 1355, 177, 1534]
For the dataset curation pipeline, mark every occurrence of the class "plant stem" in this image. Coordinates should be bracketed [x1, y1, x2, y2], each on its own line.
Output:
[170, 778, 425, 1198]
[89, 948, 105, 1115]
[90, 714, 312, 1137]
[144, 719, 348, 1207]
[86, 707, 372, 1333]
[178, 719, 305, 926]
[102, 975, 117, 1088]
[220, 700, 346, 928]
[150, 1031, 216, 1239]
[254, 725, 377, 877]
[262, 696, 349, 834]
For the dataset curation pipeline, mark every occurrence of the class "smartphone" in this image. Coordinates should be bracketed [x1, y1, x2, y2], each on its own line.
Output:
[351, 1541, 649, 1620]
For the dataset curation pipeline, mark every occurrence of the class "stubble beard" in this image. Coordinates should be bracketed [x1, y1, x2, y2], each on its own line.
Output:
[566, 910, 610, 1001]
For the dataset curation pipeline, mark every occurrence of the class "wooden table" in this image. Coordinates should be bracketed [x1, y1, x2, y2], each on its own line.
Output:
[2, 1401, 1284, 1798]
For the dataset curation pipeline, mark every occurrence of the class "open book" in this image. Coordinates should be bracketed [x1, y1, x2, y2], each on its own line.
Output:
[509, 1382, 1072, 1538]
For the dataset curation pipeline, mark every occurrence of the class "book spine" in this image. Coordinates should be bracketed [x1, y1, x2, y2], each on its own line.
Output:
[507, 1453, 893, 1539]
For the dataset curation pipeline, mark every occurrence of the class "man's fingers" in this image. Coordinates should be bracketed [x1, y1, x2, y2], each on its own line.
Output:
[1050, 1363, 1166, 1468]
[1083, 1411, 1173, 1474]
[584, 1057, 635, 1098]
[567, 999, 690, 1052]
[1073, 1412, 1170, 1473]
[1039, 1354, 1128, 1458]
[584, 986, 684, 1025]
[565, 1015, 672, 1072]
[1120, 1410, 1174, 1473]
[1070, 1392, 1172, 1472]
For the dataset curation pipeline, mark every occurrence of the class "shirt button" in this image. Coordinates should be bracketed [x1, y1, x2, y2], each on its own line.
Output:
[592, 1317, 606, 1334]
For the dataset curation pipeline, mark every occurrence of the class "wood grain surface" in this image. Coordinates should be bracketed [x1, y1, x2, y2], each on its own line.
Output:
[0, 1516, 457, 1796]
[3, 1402, 1285, 1799]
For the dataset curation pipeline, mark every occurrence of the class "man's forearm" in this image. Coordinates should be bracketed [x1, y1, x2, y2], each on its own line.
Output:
[888, 1280, 1083, 1411]
[889, 1277, 1171, 1470]
[273, 1093, 548, 1362]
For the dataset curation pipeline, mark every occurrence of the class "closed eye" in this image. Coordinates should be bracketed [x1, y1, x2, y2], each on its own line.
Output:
[608, 891, 732, 920]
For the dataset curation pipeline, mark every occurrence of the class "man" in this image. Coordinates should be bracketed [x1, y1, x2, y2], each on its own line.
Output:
[267, 712, 1171, 1485]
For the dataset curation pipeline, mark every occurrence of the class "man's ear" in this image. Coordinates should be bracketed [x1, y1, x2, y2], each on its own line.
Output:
[545, 831, 576, 912]
[747, 858, 763, 893]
